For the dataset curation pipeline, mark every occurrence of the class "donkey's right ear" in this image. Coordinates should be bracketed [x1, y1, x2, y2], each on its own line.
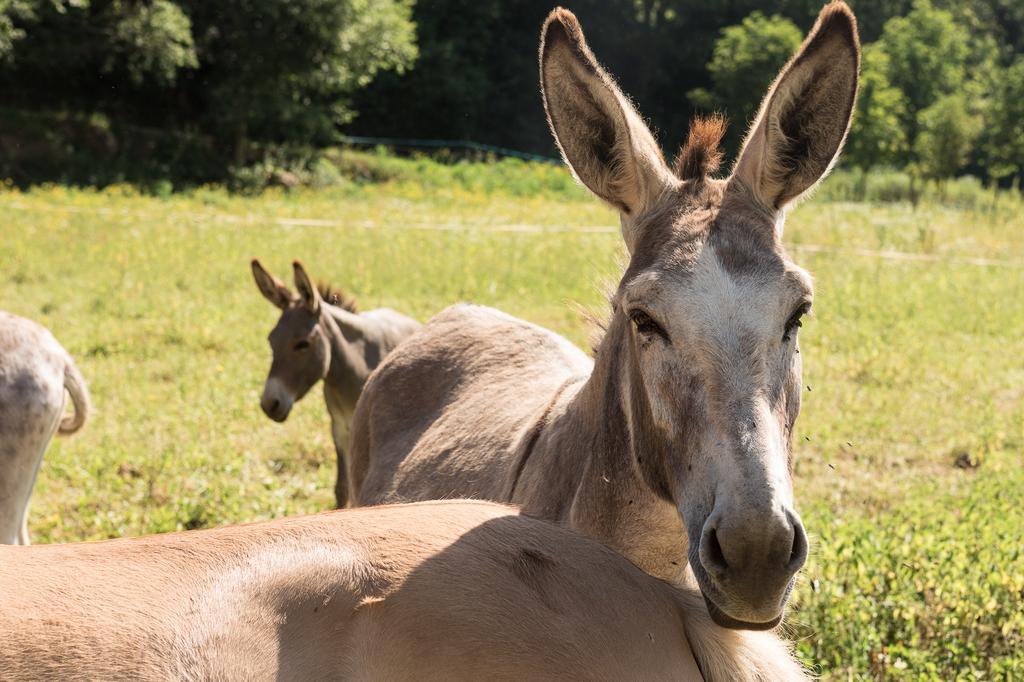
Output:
[251, 259, 293, 310]
[540, 8, 674, 251]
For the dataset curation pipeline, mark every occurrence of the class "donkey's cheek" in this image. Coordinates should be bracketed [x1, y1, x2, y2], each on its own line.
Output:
[632, 352, 679, 434]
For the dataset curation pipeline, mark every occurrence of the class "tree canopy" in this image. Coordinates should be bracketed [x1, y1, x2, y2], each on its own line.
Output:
[0, 0, 415, 175]
[0, 0, 1022, 187]
[687, 12, 802, 153]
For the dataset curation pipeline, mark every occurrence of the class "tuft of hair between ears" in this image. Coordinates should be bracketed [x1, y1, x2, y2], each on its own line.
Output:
[317, 281, 358, 313]
[674, 114, 728, 182]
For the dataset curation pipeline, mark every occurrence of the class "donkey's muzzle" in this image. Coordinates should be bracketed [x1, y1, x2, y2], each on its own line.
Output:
[696, 506, 807, 628]
[260, 396, 291, 422]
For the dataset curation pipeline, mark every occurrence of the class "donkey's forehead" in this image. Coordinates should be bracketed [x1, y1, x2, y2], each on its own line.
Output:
[621, 231, 812, 321]
[628, 207, 809, 280]
[626, 179, 787, 271]
[270, 306, 318, 339]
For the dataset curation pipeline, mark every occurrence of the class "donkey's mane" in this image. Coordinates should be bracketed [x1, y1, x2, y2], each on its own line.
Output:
[674, 114, 727, 181]
[317, 281, 358, 313]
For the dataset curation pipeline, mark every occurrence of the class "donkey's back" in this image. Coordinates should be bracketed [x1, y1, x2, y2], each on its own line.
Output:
[350, 303, 591, 504]
[360, 307, 422, 352]
[0, 501, 704, 681]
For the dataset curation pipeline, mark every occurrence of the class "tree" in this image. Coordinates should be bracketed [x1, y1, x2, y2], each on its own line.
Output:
[913, 93, 982, 195]
[1, 0, 198, 105]
[0, 0, 30, 62]
[845, 44, 908, 173]
[347, 0, 554, 155]
[844, 0, 914, 42]
[935, 0, 1024, 60]
[181, 0, 417, 163]
[873, 0, 971, 154]
[107, 0, 196, 86]
[348, 1, 834, 158]
[979, 56, 1024, 183]
[2, 0, 1022, 185]
[688, 11, 802, 155]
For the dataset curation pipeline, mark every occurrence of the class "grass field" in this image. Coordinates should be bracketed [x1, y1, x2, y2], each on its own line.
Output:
[1, 158, 1021, 679]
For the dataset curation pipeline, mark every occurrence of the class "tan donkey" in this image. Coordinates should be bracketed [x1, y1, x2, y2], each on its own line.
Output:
[0, 501, 803, 681]
[351, 0, 859, 651]
[0, 312, 89, 545]
[251, 259, 420, 508]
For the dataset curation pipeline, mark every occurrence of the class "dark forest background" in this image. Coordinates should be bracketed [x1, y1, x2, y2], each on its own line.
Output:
[1, 0, 1022, 189]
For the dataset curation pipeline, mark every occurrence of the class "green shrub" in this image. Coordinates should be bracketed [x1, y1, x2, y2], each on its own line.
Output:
[320, 148, 586, 200]
[818, 168, 1022, 213]
[795, 456, 1024, 679]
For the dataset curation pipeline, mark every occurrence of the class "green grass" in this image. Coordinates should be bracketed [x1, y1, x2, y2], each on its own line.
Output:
[1, 165, 1021, 680]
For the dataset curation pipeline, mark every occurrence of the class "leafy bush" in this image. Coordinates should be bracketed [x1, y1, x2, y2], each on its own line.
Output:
[915, 93, 983, 184]
[818, 168, 1023, 213]
[0, 107, 226, 188]
[317, 148, 586, 200]
[795, 456, 1024, 678]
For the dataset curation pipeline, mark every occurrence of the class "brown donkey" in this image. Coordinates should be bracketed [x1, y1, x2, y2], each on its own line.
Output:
[0, 312, 90, 545]
[0, 501, 804, 681]
[251, 259, 419, 508]
[351, 0, 859, 639]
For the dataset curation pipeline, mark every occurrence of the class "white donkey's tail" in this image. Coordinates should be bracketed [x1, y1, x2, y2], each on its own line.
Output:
[59, 358, 90, 435]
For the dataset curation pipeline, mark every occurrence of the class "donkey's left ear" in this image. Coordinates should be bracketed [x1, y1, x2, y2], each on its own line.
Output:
[733, 1, 860, 212]
[292, 260, 321, 314]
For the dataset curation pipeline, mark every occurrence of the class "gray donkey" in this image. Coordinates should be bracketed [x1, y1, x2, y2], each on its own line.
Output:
[350, 1, 859, 645]
[251, 259, 420, 508]
[0, 312, 90, 544]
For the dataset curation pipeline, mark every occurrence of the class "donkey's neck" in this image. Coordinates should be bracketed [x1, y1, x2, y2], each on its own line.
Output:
[519, 315, 690, 584]
[319, 304, 373, 413]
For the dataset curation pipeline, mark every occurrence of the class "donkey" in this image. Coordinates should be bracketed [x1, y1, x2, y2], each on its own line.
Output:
[0, 500, 806, 681]
[251, 259, 420, 508]
[351, 1, 859, 638]
[0, 312, 90, 545]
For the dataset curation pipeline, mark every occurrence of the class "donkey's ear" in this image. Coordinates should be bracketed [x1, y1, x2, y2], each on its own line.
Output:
[540, 8, 674, 250]
[292, 260, 321, 315]
[733, 1, 860, 212]
[251, 259, 293, 310]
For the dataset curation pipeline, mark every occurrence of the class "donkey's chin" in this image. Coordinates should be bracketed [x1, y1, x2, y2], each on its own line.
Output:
[689, 558, 789, 630]
[700, 592, 783, 631]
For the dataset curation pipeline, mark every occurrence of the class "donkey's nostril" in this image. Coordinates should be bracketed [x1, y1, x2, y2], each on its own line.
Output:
[787, 514, 809, 570]
[262, 397, 281, 418]
[703, 527, 729, 574]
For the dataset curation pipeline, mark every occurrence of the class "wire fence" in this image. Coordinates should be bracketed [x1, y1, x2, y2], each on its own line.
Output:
[0, 105, 560, 165]
[338, 135, 560, 164]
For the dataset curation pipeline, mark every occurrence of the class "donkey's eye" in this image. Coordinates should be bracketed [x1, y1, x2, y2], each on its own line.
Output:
[629, 309, 668, 339]
[783, 304, 811, 342]
[294, 339, 311, 351]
